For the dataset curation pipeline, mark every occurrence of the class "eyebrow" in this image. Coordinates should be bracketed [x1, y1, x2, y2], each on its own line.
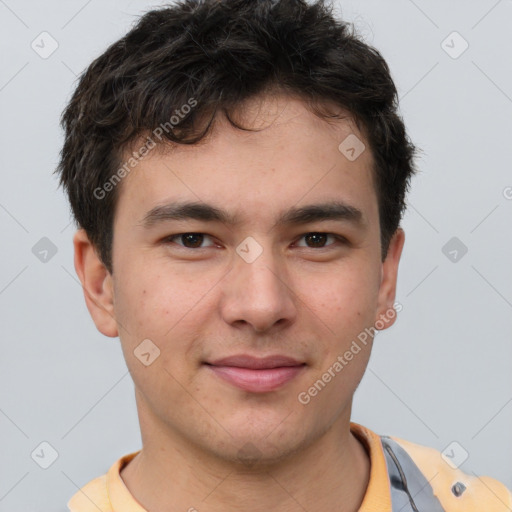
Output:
[139, 200, 366, 230]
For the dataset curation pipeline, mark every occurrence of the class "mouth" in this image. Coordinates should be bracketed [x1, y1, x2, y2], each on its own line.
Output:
[204, 354, 306, 393]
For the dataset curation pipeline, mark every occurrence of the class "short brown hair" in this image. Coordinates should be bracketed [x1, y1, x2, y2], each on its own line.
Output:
[55, 0, 418, 274]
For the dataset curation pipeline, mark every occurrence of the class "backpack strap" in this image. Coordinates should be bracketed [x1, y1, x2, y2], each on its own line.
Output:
[380, 435, 446, 511]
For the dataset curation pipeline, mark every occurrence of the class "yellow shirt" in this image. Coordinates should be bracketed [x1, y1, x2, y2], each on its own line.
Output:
[67, 422, 512, 511]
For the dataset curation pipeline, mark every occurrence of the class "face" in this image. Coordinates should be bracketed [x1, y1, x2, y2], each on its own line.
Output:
[75, 93, 404, 465]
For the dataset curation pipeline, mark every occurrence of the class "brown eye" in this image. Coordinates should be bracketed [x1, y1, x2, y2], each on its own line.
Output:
[180, 233, 204, 248]
[305, 233, 328, 248]
[296, 232, 342, 248]
[164, 233, 214, 249]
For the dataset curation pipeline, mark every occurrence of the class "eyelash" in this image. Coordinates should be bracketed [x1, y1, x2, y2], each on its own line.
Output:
[162, 232, 348, 250]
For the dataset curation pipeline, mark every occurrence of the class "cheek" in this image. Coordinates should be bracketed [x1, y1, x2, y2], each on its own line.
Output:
[115, 280, 198, 402]
[296, 262, 379, 367]
[115, 265, 188, 333]
[307, 264, 378, 323]
[301, 273, 375, 405]
[114, 270, 211, 375]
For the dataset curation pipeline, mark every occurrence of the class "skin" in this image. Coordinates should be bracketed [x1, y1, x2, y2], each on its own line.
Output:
[73, 92, 405, 512]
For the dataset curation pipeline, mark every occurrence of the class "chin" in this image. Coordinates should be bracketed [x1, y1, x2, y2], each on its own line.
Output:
[207, 419, 311, 467]
[214, 436, 303, 469]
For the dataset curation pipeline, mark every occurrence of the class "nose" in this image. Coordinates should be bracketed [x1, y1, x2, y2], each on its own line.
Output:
[219, 243, 298, 334]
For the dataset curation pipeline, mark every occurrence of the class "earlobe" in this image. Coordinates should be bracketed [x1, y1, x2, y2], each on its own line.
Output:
[374, 228, 405, 330]
[73, 229, 119, 338]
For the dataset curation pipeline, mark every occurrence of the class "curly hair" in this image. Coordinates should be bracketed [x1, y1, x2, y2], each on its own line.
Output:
[55, 0, 419, 274]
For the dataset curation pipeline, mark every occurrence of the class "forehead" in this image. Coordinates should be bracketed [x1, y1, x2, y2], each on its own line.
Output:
[114, 93, 377, 229]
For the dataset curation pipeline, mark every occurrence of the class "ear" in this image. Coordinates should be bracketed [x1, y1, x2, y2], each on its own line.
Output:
[73, 229, 118, 338]
[374, 228, 405, 330]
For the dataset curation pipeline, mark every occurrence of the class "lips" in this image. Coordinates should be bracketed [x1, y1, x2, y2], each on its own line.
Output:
[204, 354, 306, 393]
[208, 354, 304, 369]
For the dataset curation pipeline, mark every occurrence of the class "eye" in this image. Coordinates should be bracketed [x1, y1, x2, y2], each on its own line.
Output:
[295, 232, 346, 248]
[163, 233, 216, 249]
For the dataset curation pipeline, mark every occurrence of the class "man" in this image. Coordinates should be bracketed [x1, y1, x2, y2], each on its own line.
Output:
[57, 0, 512, 510]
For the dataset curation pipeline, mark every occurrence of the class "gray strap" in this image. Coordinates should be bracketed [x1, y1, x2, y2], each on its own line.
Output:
[380, 436, 446, 512]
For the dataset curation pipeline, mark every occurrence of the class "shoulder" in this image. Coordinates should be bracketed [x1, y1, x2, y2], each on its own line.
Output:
[383, 434, 512, 512]
[67, 474, 112, 512]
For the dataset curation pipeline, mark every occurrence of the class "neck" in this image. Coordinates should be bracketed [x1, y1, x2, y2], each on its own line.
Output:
[120, 412, 370, 512]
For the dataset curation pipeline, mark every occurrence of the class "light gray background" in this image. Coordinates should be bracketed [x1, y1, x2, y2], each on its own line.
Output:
[1, 0, 511, 510]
